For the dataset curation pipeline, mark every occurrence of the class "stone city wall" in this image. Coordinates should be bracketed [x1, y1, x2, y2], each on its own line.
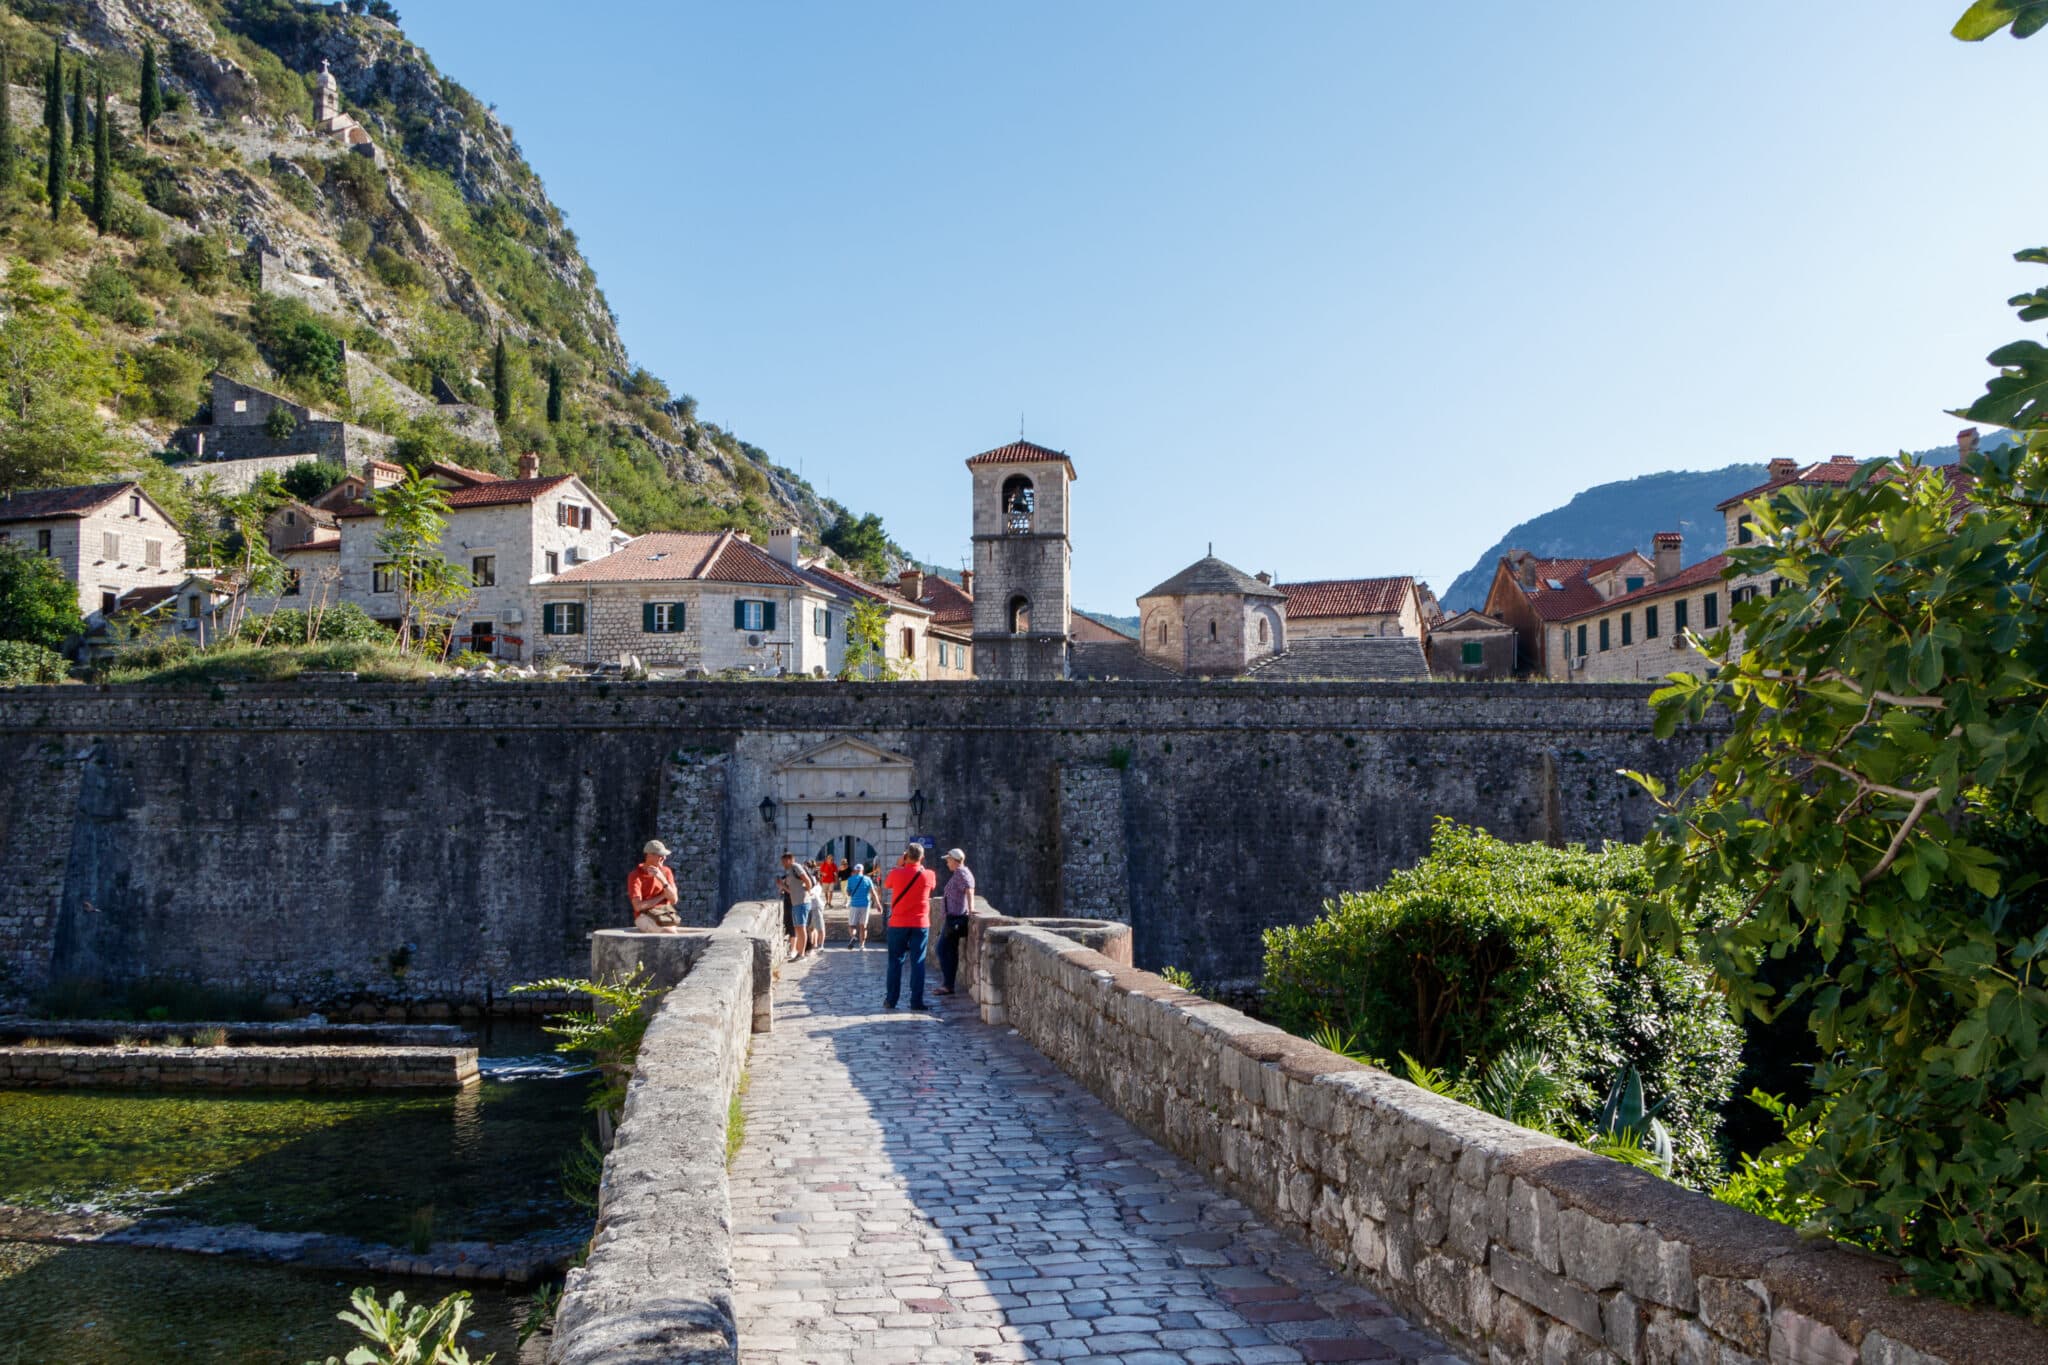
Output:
[0, 1042, 478, 1090]
[549, 902, 780, 1365]
[0, 681, 1717, 1011]
[978, 924, 2047, 1365]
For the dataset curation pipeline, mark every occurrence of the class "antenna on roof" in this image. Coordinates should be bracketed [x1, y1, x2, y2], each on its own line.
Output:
[1208, 541, 1214, 557]
[1019, 412, 1025, 439]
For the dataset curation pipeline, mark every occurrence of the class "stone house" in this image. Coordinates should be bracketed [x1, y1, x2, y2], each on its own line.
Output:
[0, 482, 188, 623]
[1425, 609, 1517, 679]
[278, 455, 618, 658]
[174, 374, 394, 477]
[1481, 549, 1656, 678]
[800, 561, 940, 679]
[265, 498, 339, 552]
[1138, 554, 1289, 676]
[1277, 575, 1440, 641]
[543, 528, 844, 675]
[894, 569, 976, 679]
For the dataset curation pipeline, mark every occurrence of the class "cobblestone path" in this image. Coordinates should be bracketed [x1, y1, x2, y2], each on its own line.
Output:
[729, 945, 1466, 1365]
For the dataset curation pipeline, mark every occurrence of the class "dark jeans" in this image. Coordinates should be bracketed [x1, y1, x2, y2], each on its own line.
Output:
[885, 925, 929, 1008]
[938, 915, 970, 990]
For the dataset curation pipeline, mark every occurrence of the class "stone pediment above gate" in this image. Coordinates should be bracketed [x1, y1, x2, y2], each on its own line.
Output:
[776, 738, 912, 804]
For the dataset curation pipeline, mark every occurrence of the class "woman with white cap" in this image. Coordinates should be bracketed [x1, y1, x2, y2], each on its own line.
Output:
[935, 848, 975, 995]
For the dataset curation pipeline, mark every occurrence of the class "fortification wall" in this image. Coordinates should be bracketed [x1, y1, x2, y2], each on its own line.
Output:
[0, 681, 1716, 1010]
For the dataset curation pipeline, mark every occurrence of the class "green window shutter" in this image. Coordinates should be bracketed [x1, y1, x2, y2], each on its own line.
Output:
[643, 602, 657, 633]
[1646, 606, 1658, 638]
[733, 600, 746, 630]
[764, 602, 777, 632]
[673, 603, 686, 632]
[1461, 640, 1482, 665]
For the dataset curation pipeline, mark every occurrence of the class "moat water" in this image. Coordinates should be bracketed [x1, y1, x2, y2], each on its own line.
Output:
[0, 1022, 591, 1363]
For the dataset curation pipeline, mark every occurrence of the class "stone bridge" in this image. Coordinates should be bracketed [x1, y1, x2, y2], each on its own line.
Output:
[545, 907, 2043, 1365]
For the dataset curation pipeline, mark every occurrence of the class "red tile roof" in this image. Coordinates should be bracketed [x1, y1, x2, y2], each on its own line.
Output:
[1501, 552, 1652, 622]
[902, 573, 974, 626]
[963, 440, 1078, 480]
[549, 531, 812, 587]
[427, 460, 503, 487]
[1556, 554, 1731, 620]
[1278, 576, 1416, 619]
[802, 563, 930, 613]
[281, 531, 340, 554]
[0, 482, 136, 523]
[334, 475, 575, 517]
[1716, 456, 1863, 510]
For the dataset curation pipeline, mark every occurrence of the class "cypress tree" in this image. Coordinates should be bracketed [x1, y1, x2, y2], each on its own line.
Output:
[545, 359, 563, 424]
[44, 44, 64, 221]
[139, 42, 161, 138]
[69, 64, 84, 171]
[0, 48, 15, 199]
[91, 77, 109, 235]
[492, 333, 512, 424]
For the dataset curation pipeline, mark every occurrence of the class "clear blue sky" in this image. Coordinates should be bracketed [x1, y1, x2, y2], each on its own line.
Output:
[401, 2, 2047, 612]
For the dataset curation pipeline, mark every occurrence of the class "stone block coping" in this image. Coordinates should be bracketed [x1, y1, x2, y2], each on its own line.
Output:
[0, 1043, 479, 1090]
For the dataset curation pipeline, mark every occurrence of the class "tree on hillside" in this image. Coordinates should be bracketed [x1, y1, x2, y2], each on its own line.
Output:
[491, 332, 512, 425]
[0, 48, 15, 198]
[0, 543, 85, 651]
[0, 262, 123, 495]
[138, 42, 161, 139]
[370, 470, 470, 652]
[545, 359, 563, 424]
[215, 480, 291, 642]
[68, 64, 84, 175]
[43, 44, 63, 220]
[280, 460, 346, 503]
[90, 78, 109, 235]
[821, 511, 889, 577]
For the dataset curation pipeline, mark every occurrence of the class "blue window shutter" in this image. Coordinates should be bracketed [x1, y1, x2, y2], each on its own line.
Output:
[764, 601, 777, 632]
[733, 600, 746, 630]
[643, 602, 657, 633]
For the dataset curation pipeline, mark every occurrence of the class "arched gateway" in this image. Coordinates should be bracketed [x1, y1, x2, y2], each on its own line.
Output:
[767, 737, 917, 872]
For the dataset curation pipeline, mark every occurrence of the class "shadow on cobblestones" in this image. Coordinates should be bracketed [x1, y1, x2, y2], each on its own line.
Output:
[726, 946, 1465, 1365]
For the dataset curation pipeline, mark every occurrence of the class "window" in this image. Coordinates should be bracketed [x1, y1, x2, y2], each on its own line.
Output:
[36, 529, 50, 556]
[1576, 623, 1587, 656]
[1646, 605, 1659, 638]
[642, 601, 684, 633]
[233, 399, 247, 413]
[145, 540, 162, 568]
[103, 532, 120, 561]
[281, 570, 301, 597]
[581, 506, 593, 531]
[1621, 612, 1632, 646]
[1257, 618, 1269, 644]
[129, 494, 142, 517]
[1156, 620, 1168, 645]
[1208, 619, 1217, 641]
[1009, 595, 1031, 634]
[1675, 598, 1688, 631]
[101, 591, 117, 615]
[734, 600, 774, 632]
[1770, 577, 1785, 596]
[472, 555, 496, 587]
[1624, 575, 1645, 593]
[545, 551, 560, 575]
[1599, 619, 1610, 651]
[1461, 640, 1484, 666]
[902, 627, 916, 657]
[1001, 475, 1035, 534]
[543, 602, 585, 635]
[813, 607, 830, 638]
[187, 594, 203, 618]
[373, 562, 396, 594]
[1703, 592, 1718, 627]
[284, 510, 297, 527]
[1737, 517, 1754, 545]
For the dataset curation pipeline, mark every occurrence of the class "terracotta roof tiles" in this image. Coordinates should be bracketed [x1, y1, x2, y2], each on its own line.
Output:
[334, 475, 574, 517]
[801, 563, 930, 613]
[0, 482, 136, 524]
[549, 531, 811, 588]
[1557, 554, 1732, 620]
[1278, 576, 1416, 619]
[963, 440, 1078, 479]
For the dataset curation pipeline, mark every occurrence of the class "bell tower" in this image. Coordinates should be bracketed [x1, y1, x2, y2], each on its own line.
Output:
[967, 440, 1075, 681]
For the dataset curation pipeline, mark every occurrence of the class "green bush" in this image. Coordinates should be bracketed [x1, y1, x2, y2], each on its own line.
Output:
[280, 460, 346, 502]
[0, 545, 87, 651]
[80, 261, 152, 326]
[1263, 821, 1743, 1184]
[250, 294, 345, 398]
[0, 640, 68, 684]
[131, 343, 207, 420]
[368, 242, 426, 291]
[172, 234, 232, 292]
[234, 603, 393, 647]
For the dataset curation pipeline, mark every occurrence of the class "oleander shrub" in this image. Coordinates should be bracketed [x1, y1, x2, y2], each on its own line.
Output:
[1263, 820, 1742, 1185]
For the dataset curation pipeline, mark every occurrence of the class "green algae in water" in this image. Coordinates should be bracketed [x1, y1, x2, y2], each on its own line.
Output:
[0, 1077, 591, 1246]
[0, 1240, 526, 1365]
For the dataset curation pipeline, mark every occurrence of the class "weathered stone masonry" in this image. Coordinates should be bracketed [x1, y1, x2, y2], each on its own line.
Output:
[0, 681, 1719, 1010]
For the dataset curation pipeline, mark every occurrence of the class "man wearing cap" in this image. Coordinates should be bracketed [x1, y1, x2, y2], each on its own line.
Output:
[628, 840, 684, 933]
[935, 848, 976, 996]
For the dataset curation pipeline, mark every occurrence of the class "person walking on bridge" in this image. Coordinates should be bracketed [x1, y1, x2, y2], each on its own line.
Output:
[778, 852, 819, 962]
[935, 848, 976, 996]
[844, 863, 877, 950]
[881, 845, 937, 1011]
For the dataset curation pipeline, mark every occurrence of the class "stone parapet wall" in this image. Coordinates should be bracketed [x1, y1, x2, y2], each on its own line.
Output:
[0, 1043, 478, 1090]
[549, 908, 771, 1365]
[985, 925, 2048, 1365]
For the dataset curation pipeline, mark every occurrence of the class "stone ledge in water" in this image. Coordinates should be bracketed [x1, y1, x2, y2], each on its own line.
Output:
[0, 1016, 475, 1048]
[0, 1044, 479, 1089]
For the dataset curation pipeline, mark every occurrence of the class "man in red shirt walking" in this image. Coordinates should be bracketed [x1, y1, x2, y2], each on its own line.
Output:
[881, 845, 937, 1010]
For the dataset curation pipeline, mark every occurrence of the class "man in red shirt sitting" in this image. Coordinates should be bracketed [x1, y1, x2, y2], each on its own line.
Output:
[881, 845, 937, 1010]
[627, 839, 683, 933]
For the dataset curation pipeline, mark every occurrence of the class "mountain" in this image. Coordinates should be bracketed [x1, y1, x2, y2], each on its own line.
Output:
[1438, 434, 2001, 612]
[0, 0, 881, 557]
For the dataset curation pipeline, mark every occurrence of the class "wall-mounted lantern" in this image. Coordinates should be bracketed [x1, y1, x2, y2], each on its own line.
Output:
[759, 795, 777, 827]
[910, 789, 927, 823]
[805, 811, 815, 831]
[880, 812, 890, 829]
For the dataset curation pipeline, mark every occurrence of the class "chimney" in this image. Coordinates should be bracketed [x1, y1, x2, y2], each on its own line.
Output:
[1255, 571, 1274, 585]
[960, 569, 974, 596]
[1510, 551, 1537, 590]
[900, 568, 925, 603]
[1652, 531, 1682, 583]
[1958, 427, 1980, 458]
[517, 452, 541, 479]
[1767, 457, 1798, 483]
[767, 527, 800, 568]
